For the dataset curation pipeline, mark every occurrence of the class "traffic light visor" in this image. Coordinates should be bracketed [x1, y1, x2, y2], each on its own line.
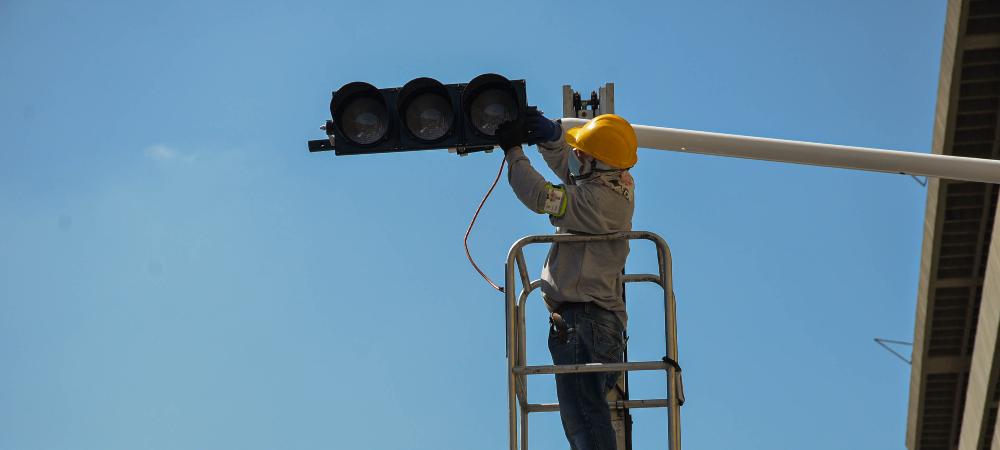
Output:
[399, 78, 455, 142]
[464, 74, 518, 137]
[331, 82, 391, 146]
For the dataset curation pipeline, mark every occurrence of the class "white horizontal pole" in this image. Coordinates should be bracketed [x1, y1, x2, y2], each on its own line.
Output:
[561, 118, 1000, 184]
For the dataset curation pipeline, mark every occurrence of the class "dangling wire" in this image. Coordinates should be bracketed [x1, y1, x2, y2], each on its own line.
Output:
[464, 157, 507, 293]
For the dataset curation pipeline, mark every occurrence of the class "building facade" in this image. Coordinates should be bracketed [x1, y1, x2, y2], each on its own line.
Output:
[907, 1, 1000, 450]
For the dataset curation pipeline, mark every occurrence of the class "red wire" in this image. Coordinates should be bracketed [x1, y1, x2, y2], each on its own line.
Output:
[464, 157, 507, 293]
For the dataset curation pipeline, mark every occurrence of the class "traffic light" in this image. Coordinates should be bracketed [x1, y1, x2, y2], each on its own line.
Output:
[307, 74, 527, 156]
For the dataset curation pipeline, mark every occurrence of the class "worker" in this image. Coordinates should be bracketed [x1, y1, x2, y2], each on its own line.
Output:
[496, 109, 637, 450]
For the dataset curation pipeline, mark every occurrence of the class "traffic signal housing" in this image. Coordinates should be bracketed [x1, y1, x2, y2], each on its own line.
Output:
[308, 74, 527, 156]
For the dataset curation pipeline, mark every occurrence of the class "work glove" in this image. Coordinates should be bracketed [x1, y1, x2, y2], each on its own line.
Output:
[524, 106, 562, 145]
[496, 118, 529, 152]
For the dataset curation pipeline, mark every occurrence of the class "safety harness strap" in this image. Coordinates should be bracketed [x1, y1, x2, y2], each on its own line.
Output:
[662, 356, 685, 406]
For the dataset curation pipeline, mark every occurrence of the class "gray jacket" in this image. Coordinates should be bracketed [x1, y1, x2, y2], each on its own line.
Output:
[504, 131, 635, 326]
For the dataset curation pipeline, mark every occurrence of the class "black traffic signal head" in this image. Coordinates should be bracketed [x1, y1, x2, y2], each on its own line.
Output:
[312, 74, 527, 156]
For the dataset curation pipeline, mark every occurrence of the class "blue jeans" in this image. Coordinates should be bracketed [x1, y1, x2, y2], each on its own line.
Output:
[548, 302, 625, 450]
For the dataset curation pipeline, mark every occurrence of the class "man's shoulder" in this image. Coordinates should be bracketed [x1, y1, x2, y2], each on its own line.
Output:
[568, 180, 634, 227]
[578, 173, 634, 204]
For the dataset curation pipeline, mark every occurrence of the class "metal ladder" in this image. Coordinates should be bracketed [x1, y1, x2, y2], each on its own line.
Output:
[504, 231, 683, 450]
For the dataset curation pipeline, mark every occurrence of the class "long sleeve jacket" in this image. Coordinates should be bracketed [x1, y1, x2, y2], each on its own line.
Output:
[504, 130, 635, 326]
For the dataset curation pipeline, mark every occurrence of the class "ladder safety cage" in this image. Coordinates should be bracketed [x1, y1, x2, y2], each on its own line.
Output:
[503, 231, 683, 450]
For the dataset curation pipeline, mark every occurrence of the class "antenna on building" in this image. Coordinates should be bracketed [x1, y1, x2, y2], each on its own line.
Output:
[873, 338, 912, 365]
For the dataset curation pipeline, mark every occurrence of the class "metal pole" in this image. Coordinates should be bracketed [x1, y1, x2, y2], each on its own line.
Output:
[667, 290, 681, 450]
[521, 404, 528, 450]
[560, 118, 1000, 184]
[505, 260, 518, 450]
[656, 238, 681, 450]
[517, 282, 529, 450]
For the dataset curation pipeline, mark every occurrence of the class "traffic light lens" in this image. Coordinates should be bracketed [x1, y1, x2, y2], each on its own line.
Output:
[405, 92, 454, 141]
[341, 97, 388, 145]
[469, 88, 516, 136]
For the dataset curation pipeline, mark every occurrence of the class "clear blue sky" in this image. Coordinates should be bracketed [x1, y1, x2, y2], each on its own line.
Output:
[0, 0, 943, 449]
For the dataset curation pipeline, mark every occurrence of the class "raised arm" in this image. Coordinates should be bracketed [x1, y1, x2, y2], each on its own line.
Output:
[537, 122, 574, 186]
[503, 142, 632, 236]
[504, 145, 565, 216]
[505, 145, 631, 234]
[524, 108, 573, 185]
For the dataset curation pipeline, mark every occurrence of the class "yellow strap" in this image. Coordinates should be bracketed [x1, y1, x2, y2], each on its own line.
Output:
[542, 184, 568, 217]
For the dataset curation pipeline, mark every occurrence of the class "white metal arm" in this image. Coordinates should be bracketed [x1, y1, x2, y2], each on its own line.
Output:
[561, 118, 1000, 184]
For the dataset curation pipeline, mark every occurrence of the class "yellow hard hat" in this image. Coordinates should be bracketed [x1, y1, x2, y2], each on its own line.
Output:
[564, 114, 638, 169]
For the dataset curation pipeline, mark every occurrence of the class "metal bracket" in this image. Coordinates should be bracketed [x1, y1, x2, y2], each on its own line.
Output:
[308, 121, 337, 152]
[563, 83, 615, 119]
[450, 145, 497, 156]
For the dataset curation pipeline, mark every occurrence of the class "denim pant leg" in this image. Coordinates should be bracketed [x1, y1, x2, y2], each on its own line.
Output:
[548, 305, 625, 450]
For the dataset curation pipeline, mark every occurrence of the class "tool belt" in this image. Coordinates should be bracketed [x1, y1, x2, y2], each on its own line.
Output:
[550, 302, 620, 344]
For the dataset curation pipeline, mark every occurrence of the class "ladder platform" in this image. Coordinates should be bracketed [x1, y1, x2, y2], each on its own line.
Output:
[504, 231, 682, 449]
[513, 360, 668, 375]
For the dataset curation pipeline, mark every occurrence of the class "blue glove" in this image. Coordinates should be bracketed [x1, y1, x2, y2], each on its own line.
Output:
[524, 106, 562, 145]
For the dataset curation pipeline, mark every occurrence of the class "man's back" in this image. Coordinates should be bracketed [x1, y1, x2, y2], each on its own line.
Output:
[540, 167, 634, 326]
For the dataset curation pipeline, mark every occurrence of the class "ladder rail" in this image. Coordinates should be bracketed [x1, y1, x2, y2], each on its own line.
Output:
[503, 231, 682, 450]
[514, 281, 539, 410]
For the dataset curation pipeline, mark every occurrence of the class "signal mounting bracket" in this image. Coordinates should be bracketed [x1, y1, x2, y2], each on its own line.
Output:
[307, 120, 337, 152]
[563, 83, 614, 119]
[451, 145, 496, 156]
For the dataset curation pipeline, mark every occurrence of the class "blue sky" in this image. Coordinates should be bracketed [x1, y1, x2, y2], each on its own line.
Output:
[0, 0, 943, 449]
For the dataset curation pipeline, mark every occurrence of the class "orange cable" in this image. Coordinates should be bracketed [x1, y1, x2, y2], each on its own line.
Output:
[464, 157, 507, 293]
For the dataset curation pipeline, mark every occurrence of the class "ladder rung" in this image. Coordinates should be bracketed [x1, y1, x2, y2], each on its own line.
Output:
[623, 273, 661, 284]
[513, 360, 667, 375]
[526, 398, 671, 413]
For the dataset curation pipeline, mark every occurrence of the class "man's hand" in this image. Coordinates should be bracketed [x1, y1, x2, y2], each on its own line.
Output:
[496, 118, 529, 152]
[525, 106, 561, 145]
